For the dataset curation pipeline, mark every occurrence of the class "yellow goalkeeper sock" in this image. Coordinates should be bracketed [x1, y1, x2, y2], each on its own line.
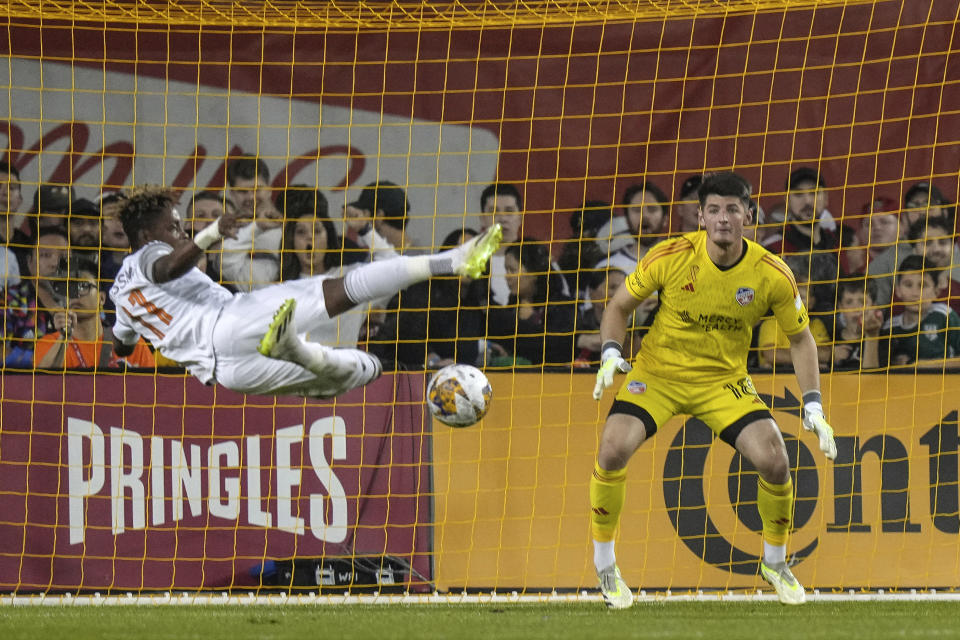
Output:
[590, 461, 627, 543]
[757, 476, 793, 548]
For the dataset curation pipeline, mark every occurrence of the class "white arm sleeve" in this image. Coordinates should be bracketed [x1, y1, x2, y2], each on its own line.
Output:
[137, 241, 174, 284]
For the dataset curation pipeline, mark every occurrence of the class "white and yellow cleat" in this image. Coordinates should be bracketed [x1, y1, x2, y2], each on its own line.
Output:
[453, 223, 502, 279]
[258, 298, 298, 360]
[597, 564, 633, 610]
[760, 560, 807, 605]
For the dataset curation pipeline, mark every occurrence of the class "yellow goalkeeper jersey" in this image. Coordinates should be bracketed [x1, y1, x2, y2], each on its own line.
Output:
[625, 230, 808, 382]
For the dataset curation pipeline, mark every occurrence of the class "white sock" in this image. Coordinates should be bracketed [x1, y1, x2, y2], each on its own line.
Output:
[284, 338, 373, 381]
[343, 256, 435, 304]
[593, 540, 616, 571]
[763, 541, 786, 565]
[279, 337, 328, 373]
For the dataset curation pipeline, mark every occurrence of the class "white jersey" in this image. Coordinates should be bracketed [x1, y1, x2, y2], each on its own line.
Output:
[109, 241, 235, 383]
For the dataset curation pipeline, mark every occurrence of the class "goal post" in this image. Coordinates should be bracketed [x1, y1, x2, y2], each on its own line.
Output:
[0, 0, 959, 597]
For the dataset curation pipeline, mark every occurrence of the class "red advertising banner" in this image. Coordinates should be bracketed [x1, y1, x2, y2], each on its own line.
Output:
[0, 372, 432, 592]
[2, 2, 957, 245]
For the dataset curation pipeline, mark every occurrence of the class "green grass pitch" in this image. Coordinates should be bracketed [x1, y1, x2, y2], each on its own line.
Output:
[1, 602, 956, 640]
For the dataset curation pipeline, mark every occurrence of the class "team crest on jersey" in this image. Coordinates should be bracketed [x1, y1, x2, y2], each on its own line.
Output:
[627, 381, 647, 394]
[735, 287, 755, 306]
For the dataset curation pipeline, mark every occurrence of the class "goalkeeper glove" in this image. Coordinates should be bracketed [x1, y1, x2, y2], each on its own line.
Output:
[801, 392, 837, 461]
[592, 342, 632, 401]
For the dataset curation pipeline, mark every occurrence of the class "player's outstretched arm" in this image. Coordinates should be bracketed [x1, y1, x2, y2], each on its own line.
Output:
[592, 283, 641, 400]
[788, 327, 837, 460]
[152, 212, 240, 284]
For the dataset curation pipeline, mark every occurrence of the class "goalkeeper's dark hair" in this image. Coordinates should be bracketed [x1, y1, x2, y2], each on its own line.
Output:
[697, 172, 752, 212]
[119, 185, 178, 249]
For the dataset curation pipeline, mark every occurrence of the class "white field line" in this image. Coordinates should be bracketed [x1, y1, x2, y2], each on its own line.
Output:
[3, 589, 960, 606]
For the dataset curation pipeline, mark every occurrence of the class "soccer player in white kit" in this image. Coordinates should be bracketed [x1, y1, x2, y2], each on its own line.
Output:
[110, 186, 502, 398]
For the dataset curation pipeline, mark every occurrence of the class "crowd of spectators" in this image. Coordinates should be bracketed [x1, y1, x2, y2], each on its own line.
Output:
[1, 155, 958, 373]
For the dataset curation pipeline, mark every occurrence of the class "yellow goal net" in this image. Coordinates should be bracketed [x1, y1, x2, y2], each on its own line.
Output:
[0, 0, 958, 599]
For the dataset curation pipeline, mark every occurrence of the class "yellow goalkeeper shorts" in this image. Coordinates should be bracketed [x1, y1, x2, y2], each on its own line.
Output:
[610, 367, 773, 447]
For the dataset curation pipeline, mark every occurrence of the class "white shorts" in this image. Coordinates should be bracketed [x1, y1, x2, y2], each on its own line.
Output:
[211, 276, 339, 396]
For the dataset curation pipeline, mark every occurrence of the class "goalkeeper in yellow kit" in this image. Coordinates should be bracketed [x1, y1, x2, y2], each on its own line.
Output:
[591, 172, 837, 608]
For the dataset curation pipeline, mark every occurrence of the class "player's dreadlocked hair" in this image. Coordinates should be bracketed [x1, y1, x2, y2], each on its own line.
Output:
[120, 185, 177, 249]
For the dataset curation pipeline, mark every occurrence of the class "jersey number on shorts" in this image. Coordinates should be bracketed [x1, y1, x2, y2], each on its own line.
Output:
[723, 377, 757, 400]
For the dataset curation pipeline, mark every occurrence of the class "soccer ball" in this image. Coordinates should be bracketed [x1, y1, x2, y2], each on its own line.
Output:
[426, 364, 492, 428]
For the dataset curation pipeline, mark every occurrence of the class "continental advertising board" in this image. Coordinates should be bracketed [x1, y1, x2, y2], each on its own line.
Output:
[1, 371, 955, 592]
[433, 372, 960, 590]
